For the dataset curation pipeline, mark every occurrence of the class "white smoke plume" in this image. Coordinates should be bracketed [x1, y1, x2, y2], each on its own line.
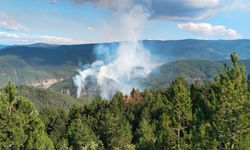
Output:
[73, 1, 161, 99]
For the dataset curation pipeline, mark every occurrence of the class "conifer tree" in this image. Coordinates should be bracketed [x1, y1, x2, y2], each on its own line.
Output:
[66, 118, 104, 150]
[137, 117, 156, 150]
[0, 82, 54, 149]
[98, 110, 135, 150]
[165, 77, 193, 149]
[211, 53, 250, 149]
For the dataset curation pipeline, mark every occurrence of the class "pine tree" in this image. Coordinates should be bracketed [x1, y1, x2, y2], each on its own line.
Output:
[166, 77, 193, 149]
[98, 110, 135, 150]
[0, 82, 54, 149]
[247, 74, 250, 93]
[156, 113, 178, 149]
[211, 53, 250, 149]
[66, 118, 104, 150]
[190, 82, 218, 149]
[137, 117, 156, 150]
[40, 108, 69, 149]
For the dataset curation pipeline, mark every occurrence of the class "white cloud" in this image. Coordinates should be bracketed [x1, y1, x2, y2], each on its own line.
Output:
[0, 31, 85, 44]
[0, 32, 20, 39]
[86, 26, 94, 31]
[40, 35, 75, 43]
[177, 22, 241, 39]
[0, 12, 27, 31]
[220, 0, 250, 11]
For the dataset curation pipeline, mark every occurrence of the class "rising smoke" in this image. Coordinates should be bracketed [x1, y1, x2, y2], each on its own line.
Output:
[73, 0, 161, 99]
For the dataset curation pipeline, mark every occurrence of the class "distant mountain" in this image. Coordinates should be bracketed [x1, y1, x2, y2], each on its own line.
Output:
[27, 42, 59, 48]
[0, 43, 96, 66]
[1, 39, 250, 65]
[0, 45, 8, 49]
[0, 39, 250, 86]
[0, 43, 97, 86]
[143, 39, 250, 61]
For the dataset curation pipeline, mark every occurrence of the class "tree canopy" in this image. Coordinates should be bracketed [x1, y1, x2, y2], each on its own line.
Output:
[1, 53, 250, 150]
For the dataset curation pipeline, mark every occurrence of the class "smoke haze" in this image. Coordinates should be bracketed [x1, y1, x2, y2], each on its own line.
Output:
[73, 0, 161, 99]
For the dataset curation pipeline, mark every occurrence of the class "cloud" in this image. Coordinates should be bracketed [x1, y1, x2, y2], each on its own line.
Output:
[177, 22, 241, 38]
[40, 35, 76, 43]
[0, 12, 27, 31]
[70, 0, 220, 21]
[86, 26, 94, 31]
[148, 0, 219, 20]
[220, 0, 250, 11]
[0, 31, 84, 44]
[0, 32, 20, 39]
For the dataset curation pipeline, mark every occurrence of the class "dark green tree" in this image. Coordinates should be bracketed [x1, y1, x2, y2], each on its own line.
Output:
[66, 118, 103, 150]
[166, 77, 193, 149]
[247, 74, 250, 93]
[98, 110, 135, 150]
[40, 108, 69, 149]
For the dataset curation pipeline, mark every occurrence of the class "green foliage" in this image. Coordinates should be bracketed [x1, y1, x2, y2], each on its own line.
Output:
[0, 55, 76, 86]
[0, 82, 54, 149]
[16, 85, 89, 111]
[137, 117, 156, 149]
[66, 118, 104, 150]
[210, 52, 250, 149]
[40, 108, 69, 149]
[2, 53, 250, 149]
[164, 77, 192, 149]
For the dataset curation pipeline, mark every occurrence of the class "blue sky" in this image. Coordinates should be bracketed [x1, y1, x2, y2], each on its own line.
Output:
[0, 0, 249, 45]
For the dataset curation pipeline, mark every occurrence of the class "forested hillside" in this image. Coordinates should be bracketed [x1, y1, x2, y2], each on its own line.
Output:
[16, 85, 93, 111]
[1, 53, 250, 149]
[0, 40, 250, 86]
[49, 59, 250, 97]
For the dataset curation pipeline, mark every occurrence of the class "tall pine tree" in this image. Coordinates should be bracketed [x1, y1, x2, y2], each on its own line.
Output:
[211, 53, 250, 149]
[164, 77, 193, 149]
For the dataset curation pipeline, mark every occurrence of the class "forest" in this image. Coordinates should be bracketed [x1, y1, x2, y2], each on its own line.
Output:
[1, 53, 250, 150]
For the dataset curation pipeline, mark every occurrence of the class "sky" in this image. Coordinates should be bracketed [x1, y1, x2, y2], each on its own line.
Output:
[0, 0, 249, 45]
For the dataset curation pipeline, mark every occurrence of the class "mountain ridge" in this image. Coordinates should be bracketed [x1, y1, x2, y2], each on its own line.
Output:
[0, 39, 250, 87]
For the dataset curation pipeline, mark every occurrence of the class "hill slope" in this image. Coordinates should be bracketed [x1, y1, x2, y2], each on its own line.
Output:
[143, 60, 222, 88]
[1, 39, 250, 87]
[16, 85, 92, 111]
[48, 58, 250, 97]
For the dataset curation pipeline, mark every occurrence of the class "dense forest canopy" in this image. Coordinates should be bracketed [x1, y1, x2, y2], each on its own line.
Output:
[1, 53, 250, 149]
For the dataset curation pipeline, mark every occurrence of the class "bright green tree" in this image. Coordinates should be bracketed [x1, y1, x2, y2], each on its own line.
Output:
[211, 53, 250, 149]
[136, 116, 156, 150]
[0, 82, 54, 149]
